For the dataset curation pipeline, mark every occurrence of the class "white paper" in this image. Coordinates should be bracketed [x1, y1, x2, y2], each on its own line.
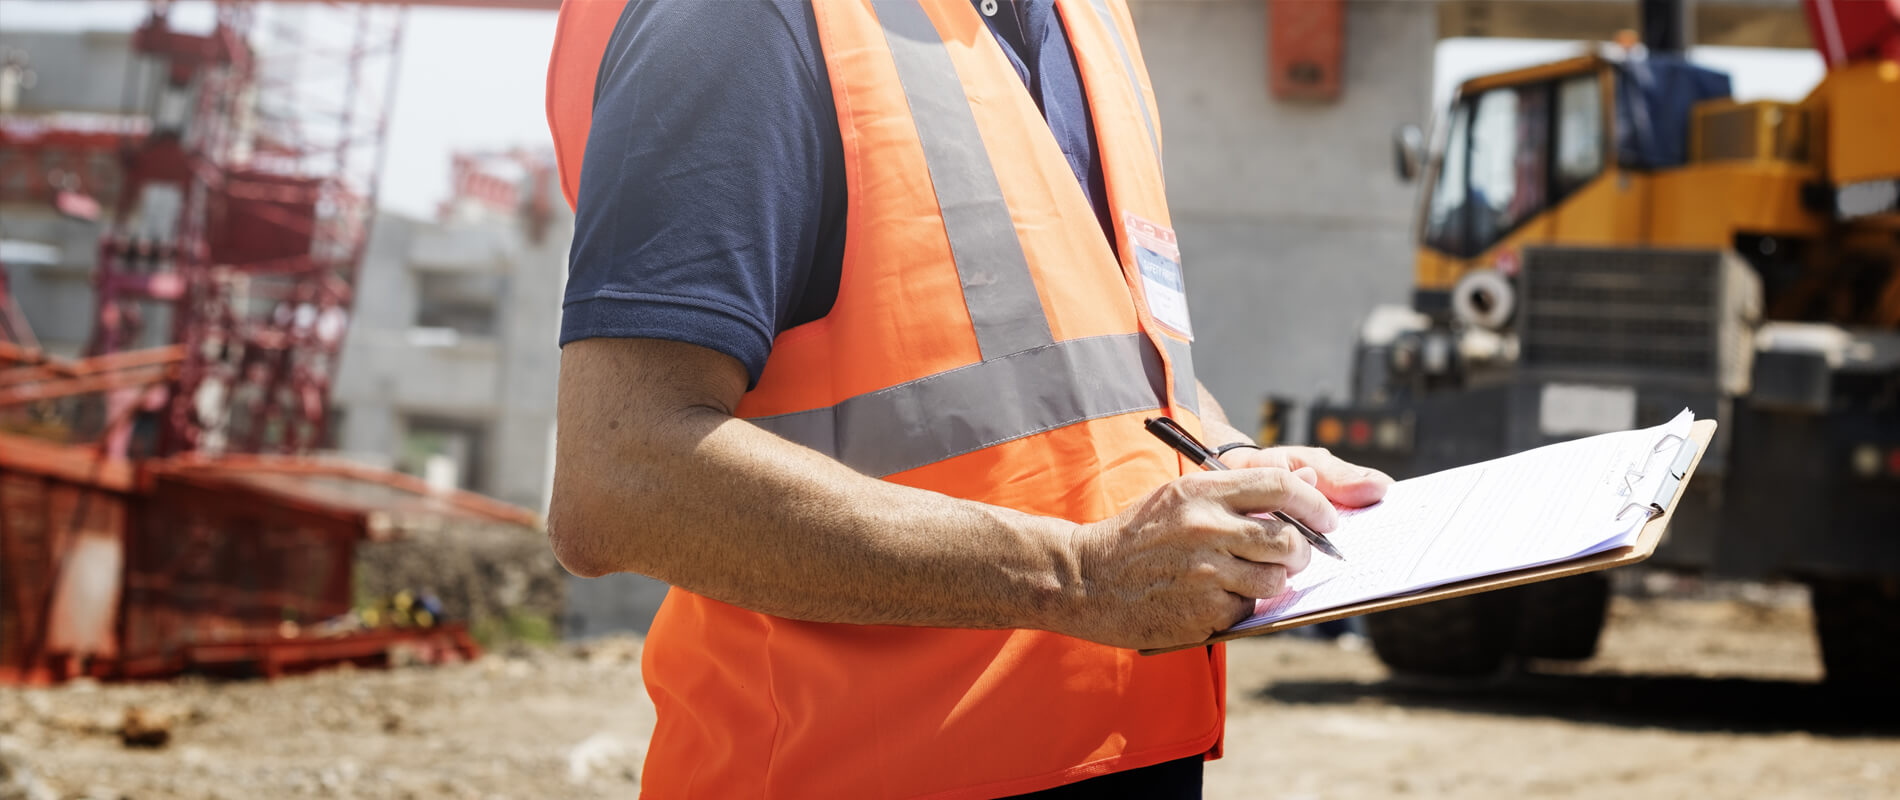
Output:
[1230, 409, 1696, 632]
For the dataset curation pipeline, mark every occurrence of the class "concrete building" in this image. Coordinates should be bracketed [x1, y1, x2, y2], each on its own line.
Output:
[331, 185, 571, 511]
[0, 29, 140, 359]
[0, 211, 111, 358]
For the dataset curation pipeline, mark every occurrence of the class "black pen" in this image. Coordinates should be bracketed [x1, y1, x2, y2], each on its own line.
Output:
[1143, 416, 1346, 561]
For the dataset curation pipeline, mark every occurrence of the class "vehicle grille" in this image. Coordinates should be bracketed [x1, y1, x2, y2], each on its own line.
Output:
[1520, 248, 1720, 377]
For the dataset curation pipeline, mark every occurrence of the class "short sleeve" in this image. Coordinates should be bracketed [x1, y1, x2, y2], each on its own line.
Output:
[560, 0, 846, 387]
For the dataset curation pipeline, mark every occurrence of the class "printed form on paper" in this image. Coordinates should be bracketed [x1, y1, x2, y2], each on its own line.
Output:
[1231, 409, 1697, 632]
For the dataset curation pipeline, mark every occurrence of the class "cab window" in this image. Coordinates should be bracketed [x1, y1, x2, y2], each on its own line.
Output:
[1469, 83, 1549, 248]
[1421, 71, 1606, 259]
[1423, 103, 1472, 256]
[1555, 73, 1605, 196]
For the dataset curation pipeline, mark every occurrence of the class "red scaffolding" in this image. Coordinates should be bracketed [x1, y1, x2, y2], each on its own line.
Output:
[0, 0, 553, 684]
[82, 2, 408, 457]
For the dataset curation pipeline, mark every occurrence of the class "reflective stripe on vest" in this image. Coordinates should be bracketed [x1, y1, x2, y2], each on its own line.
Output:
[751, 332, 1165, 478]
[1086, 0, 1162, 170]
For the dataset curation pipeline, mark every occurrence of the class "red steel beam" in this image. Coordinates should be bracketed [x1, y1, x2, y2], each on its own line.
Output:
[0, 341, 48, 367]
[0, 365, 176, 406]
[0, 127, 142, 153]
[0, 345, 186, 388]
[0, 433, 137, 492]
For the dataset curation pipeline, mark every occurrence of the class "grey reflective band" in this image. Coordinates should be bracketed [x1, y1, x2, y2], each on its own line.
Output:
[1087, 0, 1162, 171]
[1161, 335, 1199, 416]
[874, 0, 1055, 361]
[749, 334, 1167, 477]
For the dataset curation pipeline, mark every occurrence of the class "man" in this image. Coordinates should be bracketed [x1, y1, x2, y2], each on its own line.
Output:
[544, 1, 1390, 796]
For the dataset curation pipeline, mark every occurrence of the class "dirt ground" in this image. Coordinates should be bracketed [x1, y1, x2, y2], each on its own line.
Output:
[4, 586, 1896, 800]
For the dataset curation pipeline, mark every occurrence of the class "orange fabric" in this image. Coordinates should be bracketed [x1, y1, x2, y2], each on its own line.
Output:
[544, 0, 619, 211]
[547, 1, 1221, 796]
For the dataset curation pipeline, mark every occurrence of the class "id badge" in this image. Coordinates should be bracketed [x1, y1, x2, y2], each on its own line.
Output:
[1123, 211, 1192, 338]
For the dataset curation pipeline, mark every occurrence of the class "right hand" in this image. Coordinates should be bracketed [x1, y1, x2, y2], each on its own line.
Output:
[1054, 467, 1339, 651]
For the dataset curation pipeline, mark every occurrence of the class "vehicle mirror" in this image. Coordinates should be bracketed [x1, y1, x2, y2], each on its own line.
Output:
[1393, 123, 1425, 182]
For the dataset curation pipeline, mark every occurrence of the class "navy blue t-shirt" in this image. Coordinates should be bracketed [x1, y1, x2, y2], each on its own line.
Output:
[562, 0, 1111, 386]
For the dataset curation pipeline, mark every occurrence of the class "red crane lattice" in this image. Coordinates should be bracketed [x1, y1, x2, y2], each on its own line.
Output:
[2, 2, 407, 457]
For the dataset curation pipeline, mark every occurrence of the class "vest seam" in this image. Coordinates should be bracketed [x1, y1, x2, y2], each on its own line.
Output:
[757, 617, 788, 795]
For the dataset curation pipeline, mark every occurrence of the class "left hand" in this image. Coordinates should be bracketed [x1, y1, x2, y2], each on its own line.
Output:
[1220, 445, 1393, 508]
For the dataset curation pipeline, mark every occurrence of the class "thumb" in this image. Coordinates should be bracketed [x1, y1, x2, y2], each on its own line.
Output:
[1294, 466, 1319, 487]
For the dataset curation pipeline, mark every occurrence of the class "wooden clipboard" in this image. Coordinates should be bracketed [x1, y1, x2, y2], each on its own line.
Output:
[1143, 419, 1717, 656]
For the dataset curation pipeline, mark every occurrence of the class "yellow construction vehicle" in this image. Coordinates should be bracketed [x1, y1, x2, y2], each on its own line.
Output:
[1308, 2, 1900, 683]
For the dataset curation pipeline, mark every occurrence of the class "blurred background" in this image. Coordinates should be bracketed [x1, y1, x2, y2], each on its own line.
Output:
[0, 1, 1894, 798]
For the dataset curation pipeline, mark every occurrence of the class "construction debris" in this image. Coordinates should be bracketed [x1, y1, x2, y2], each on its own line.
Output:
[117, 707, 170, 749]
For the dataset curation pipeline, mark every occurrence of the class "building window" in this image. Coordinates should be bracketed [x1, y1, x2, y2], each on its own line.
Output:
[413, 271, 502, 339]
[321, 407, 346, 451]
[399, 415, 489, 494]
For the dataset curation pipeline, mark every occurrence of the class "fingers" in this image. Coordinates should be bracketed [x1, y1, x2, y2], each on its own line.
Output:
[1295, 447, 1394, 507]
[1082, 469, 1338, 648]
[1192, 592, 1261, 639]
[1225, 592, 1261, 630]
[1226, 513, 1314, 575]
[1174, 558, 1287, 642]
[1217, 559, 1290, 602]
[1187, 468, 1339, 533]
[1245, 446, 1393, 507]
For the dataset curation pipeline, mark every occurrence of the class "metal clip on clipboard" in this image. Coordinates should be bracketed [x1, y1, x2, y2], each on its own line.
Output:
[1616, 432, 1698, 523]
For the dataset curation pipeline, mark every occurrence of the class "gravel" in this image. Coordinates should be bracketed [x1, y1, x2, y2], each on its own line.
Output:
[5, 589, 1895, 799]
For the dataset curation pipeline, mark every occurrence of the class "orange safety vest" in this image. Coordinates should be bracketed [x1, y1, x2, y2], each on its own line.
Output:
[548, 1, 1221, 796]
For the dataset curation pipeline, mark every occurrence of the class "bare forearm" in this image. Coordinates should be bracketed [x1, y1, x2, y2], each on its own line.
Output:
[549, 339, 1364, 650]
[549, 343, 1078, 631]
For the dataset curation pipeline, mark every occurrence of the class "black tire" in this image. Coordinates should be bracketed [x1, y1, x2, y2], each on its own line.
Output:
[1366, 574, 1612, 676]
[1515, 573, 1612, 660]
[1808, 578, 1900, 687]
[1365, 592, 1515, 677]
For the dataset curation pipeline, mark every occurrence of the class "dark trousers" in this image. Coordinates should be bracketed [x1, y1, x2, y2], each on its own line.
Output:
[1003, 755, 1203, 799]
